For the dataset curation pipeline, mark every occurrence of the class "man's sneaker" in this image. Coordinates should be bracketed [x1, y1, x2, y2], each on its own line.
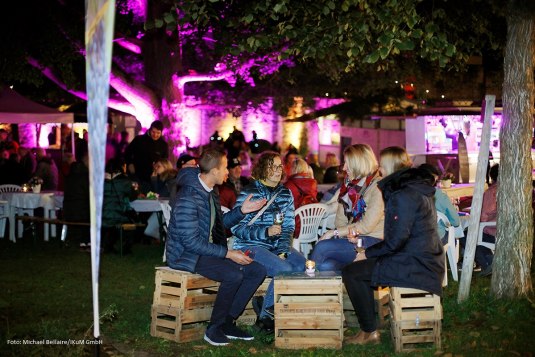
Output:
[222, 320, 254, 340]
[252, 296, 264, 317]
[255, 316, 274, 334]
[264, 305, 274, 318]
[204, 325, 229, 346]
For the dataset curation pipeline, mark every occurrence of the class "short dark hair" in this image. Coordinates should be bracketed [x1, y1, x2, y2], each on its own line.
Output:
[198, 148, 225, 174]
[418, 163, 441, 178]
[489, 164, 499, 183]
[149, 120, 164, 131]
[105, 158, 125, 174]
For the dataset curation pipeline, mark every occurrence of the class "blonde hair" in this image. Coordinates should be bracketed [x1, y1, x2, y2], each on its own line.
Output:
[324, 152, 339, 168]
[343, 144, 378, 180]
[379, 146, 412, 176]
[290, 158, 312, 177]
[155, 158, 177, 181]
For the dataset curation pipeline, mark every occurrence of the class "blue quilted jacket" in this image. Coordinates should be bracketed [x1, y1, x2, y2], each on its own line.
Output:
[232, 180, 295, 255]
[166, 167, 245, 272]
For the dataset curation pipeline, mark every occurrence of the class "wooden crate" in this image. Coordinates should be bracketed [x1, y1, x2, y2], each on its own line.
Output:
[341, 286, 390, 329]
[274, 273, 343, 350]
[374, 286, 390, 328]
[150, 268, 272, 342]
[389, 287, 442, 353]
[150, 267, 219, 343]
[150, 304, 211, 343]
[153, 267, 220, 310]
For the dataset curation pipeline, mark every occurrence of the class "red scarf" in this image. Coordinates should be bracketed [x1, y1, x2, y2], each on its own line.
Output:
[338, 171, 378, 222]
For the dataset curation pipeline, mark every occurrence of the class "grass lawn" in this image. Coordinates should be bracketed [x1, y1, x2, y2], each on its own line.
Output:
[1, 236, 534, 356]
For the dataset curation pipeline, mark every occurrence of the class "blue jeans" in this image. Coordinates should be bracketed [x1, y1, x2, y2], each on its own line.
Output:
[194, 255, 266, 327]
[239, 246, 306, 318]
[310, 236, 381, 272]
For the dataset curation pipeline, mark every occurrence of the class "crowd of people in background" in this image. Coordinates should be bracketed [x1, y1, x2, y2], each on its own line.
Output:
[2, 119, 513, 347]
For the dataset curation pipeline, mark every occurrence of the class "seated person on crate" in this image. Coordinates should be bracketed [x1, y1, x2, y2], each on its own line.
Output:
[311, 144, 384, 272]
[418, 163, 461, 245]
[102, 158, 140, 254]
[342, 162, 445, 346]
[231, 151, 306, 334]
[166, 148, 267, 347]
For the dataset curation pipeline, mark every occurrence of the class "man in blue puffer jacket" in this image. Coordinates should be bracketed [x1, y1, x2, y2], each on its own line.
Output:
[166, 149, 267, 346]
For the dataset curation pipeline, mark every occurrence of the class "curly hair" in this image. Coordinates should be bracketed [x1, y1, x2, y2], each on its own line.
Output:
[251, 151, 283, 181]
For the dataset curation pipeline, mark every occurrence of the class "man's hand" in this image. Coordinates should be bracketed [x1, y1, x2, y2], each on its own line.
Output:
[267, 225, 282, 237]
[226, 249, 253, 265]
[240, 194, 267, 214]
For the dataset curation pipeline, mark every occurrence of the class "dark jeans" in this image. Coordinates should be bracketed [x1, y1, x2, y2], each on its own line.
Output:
[475, 233, 495, 269]
[194, 255, 266, 327]
[341, 258, 377, 332]
[458, 232, 495, 269]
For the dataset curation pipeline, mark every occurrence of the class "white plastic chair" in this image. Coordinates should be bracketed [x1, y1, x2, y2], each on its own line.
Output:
[477, 221, 496, 252]
[292, 203, 328, 258]
[437, 211, 458, 285]
[0, 184, 22, 193]
[0, 184, 31, 239]
[0, 200, 8, 238]
[159, 201, 172, 262]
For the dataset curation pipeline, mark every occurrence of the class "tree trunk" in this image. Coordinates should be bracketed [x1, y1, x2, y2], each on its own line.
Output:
[492, 2, 534, 298]
[143, 0, 184, 161]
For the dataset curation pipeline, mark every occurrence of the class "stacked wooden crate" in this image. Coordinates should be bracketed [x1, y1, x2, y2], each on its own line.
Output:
[274, 274, 344, 349]
[389, 287, 442, 353]
[150, 267, 219, 343]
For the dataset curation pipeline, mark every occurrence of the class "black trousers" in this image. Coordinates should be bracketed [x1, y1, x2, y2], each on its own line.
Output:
[341, 258, 378, 332]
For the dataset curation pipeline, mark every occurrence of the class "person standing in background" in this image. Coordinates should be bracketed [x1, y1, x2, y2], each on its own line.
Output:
[124, 120, 168, 192]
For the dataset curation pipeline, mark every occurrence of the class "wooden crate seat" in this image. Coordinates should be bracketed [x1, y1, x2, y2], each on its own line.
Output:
[150, 267, 271, 343]
[389, 287, 442, 353]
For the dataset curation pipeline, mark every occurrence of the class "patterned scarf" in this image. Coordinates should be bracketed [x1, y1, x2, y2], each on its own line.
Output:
[338, 170, 378, 223]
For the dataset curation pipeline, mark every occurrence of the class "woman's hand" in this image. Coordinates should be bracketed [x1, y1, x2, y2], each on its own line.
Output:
[267, 225, 282, 237]
[354, 250, 367, 262]
[241, 194, 267, 214]
[320, 230, 335, 241]
[226, 249, 253, 265]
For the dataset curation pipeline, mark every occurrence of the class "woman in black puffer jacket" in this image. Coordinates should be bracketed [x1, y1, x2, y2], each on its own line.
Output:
[342, 146, 444, 345]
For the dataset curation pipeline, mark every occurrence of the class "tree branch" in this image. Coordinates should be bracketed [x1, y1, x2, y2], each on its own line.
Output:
[27, 57, 136, 115]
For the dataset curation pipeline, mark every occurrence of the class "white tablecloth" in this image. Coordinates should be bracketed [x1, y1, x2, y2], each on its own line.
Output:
[130, 199, 168, 212]
[0, 191, 63, 242]
[130, 199, 169, 239]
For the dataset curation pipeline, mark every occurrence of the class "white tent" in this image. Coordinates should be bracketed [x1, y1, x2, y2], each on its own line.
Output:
[0, 87, 74, 124]
[0, 86, 75, 152]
